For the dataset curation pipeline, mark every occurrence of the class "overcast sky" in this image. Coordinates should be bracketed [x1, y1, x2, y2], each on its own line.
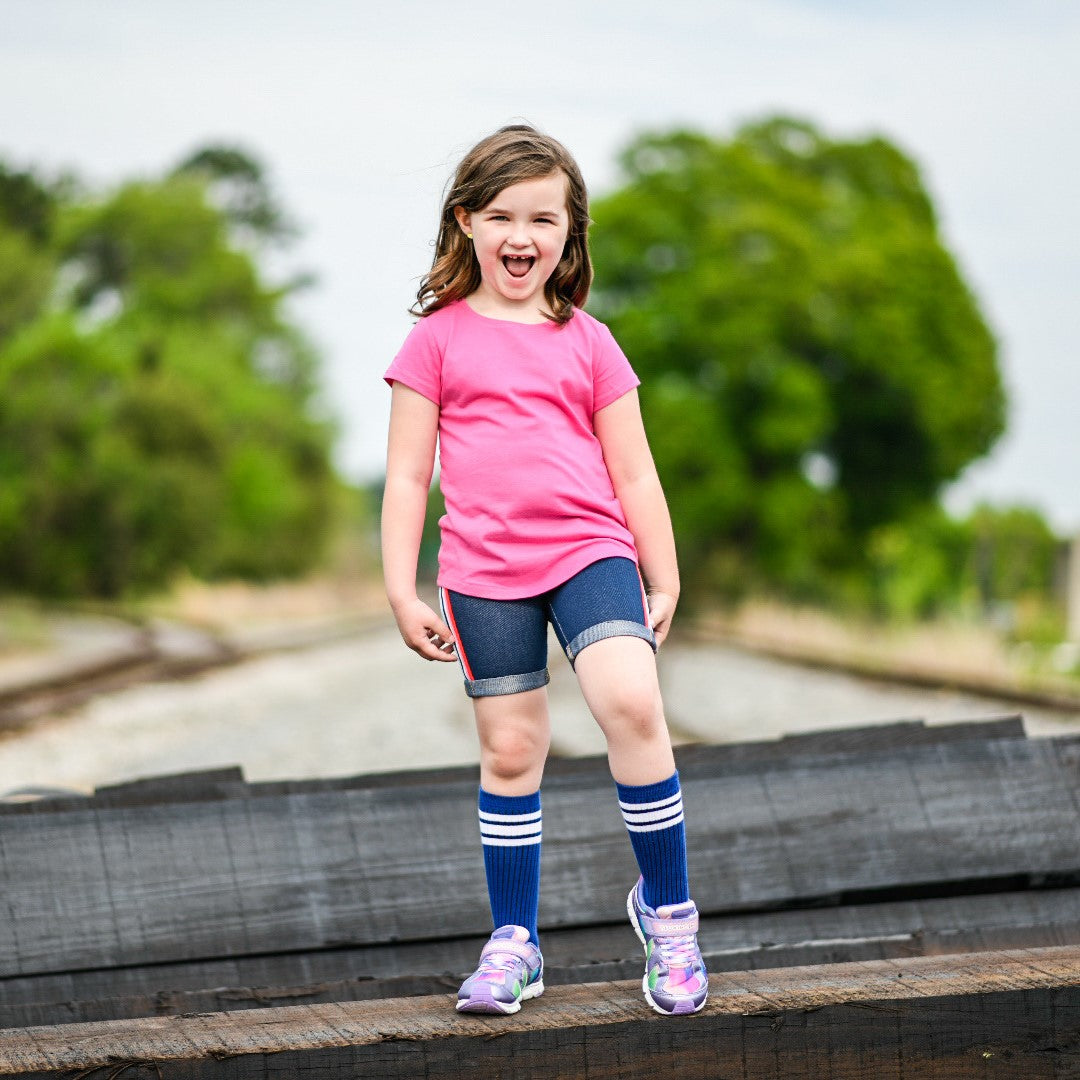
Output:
[2, 0, 1077, 530]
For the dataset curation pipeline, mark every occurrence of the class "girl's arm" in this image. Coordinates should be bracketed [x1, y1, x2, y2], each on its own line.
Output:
[382, 382, 457, 661]
[594, 389, 681, 646]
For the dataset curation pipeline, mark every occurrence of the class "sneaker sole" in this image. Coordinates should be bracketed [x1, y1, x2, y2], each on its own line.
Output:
[456, 978, 545, 1015]
[627, 885, 708, 1017]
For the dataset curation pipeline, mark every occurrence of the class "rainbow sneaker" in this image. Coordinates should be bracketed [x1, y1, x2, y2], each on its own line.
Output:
[456, 925, 544, 1014]
[627, 877, 709, 1015]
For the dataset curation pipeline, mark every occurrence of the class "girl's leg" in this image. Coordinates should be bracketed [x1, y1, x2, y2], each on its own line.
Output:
[549, 560, 707, 1015]
[547, 556, 687, 906]
[573, 636, 673, 786]
[547, 558, 687, 903]
[574, 637, 689, 910]
[577, 637, 708, 1016]
[474, 687, 551, 796]
[471, 689, 550, 944]
[442, 587, 551, 950]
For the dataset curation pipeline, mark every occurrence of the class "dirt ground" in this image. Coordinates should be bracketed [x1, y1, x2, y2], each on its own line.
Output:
[2, 615, 1076, 797]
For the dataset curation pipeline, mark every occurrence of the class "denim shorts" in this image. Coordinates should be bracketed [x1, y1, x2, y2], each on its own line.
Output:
[439, 557, 656, 698]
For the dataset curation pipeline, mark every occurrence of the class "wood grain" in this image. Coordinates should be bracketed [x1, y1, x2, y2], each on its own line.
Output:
[4, 886, 1080, 1027]
[2, 724, 1077, 979]
[1, 946, 1078, 1079]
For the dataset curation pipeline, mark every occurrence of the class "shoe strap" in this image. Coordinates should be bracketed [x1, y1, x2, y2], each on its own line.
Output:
[641, 910, 699, 938]
[481, 937, 538, 964]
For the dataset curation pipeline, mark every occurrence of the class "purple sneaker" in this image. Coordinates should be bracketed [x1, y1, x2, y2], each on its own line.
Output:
[456, 925, 544, 1014]
[627, 877, 708, 1015]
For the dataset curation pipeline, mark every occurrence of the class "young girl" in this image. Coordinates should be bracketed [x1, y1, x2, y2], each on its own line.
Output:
[382, 124, 708, 1017]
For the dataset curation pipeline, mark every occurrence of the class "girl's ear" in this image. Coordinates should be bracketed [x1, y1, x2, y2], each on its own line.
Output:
[453, 205, 472, 235]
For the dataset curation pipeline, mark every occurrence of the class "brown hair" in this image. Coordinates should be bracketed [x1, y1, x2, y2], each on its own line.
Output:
[411, 125, 592, 325]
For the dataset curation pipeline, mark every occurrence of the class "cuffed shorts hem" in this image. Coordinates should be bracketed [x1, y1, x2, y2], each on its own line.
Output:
[443, 557, 653, 700]
[566, 620, 657, 665]
[465, 668, 551, 699]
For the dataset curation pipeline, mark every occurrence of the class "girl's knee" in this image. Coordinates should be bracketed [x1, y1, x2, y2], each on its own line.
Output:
[596, 682, 666, 743]
[477, 709, 550, 784]
[483, 735, 546, 784]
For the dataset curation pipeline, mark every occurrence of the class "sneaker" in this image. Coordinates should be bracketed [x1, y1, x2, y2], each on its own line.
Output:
[456, 925, 544, 1014]
[627, 877, 708, 1015]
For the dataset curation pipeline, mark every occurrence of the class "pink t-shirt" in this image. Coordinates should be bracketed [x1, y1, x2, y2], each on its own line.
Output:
[384, 300, 641, 599]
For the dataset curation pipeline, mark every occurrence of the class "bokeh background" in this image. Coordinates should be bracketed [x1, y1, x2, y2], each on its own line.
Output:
[1, 1, 1078, 706]
[2, 1, 1076, 509]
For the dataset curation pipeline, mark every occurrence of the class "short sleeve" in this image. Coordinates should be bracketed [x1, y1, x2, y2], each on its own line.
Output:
[384, 318, 442, 405]
[592, 321, 640, 412]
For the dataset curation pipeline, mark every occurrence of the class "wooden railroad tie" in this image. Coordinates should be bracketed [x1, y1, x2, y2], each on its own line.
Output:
[2, 717, 1079, 1076]
[1, 946, 1078, 1079]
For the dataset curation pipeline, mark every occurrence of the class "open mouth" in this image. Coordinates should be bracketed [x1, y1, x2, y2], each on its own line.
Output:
[502, 255, 536, 279]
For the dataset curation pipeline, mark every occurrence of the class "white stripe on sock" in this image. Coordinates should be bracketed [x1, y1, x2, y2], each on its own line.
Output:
[480, 821, 544, 838]
[481, 834, 543, 847]
[621, 799, 684, 826]
[624, 812, 685, 833]
[617, 791, 682, 814]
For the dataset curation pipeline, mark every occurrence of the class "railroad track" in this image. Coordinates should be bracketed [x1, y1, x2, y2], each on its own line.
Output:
[0, 615, 386, 737]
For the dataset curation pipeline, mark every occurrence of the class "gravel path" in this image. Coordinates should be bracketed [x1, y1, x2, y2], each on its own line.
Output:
[1, 625, 1076, 796]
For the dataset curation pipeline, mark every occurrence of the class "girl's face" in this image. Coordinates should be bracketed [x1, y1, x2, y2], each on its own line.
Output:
[454, 171, 570, 319]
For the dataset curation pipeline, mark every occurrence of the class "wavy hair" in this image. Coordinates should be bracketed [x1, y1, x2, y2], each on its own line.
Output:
[411, 125, 592, 325]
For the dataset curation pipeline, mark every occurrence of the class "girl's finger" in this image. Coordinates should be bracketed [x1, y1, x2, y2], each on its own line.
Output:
[422, 628, 457, 659]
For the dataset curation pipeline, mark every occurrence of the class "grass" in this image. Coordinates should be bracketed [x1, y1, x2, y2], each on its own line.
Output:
[136, 572, 389, 634]
[0, 599, 53, 656]
[690, 598, 1080, 705]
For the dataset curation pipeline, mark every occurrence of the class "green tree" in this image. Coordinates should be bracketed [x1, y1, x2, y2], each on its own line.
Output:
[865, 506, 974, 620]
[863, 502, 1062, 631]
[588, 118, 1005, 599]
[967, 504, 1060, 609]
[0, 164, 61, 342]
[0, 148, 336, 598]
[172, 144, 298, 245]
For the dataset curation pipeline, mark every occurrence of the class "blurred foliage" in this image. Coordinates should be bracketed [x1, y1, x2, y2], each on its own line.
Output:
[865, 502, 1062, 628]
[172, 144, 299, 245]
[968, 504, 1060, 605]
[589, 118, 1007, 604]
[0, 149, 337, 598]
[324, 478, 382, 580]
[364, 478, 444, 584]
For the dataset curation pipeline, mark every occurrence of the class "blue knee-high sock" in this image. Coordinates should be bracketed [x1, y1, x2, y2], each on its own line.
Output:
[616, 771, 689, 910]
[477, 788, 542, 946]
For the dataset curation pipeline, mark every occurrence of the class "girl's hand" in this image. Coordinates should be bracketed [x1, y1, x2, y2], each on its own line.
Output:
[392, 597, 458, 662]
[647, 589, 678, 648]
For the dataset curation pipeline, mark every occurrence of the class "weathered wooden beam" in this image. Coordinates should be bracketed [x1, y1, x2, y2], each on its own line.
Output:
[5, 919, 1079, 1030]
[1, 947, 1078, 1079]
[95, 766, 247, 799]
[0, 718, 1026, 814]
[2, 727, 1077, 978]
[4, 886, 1080, 1028]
